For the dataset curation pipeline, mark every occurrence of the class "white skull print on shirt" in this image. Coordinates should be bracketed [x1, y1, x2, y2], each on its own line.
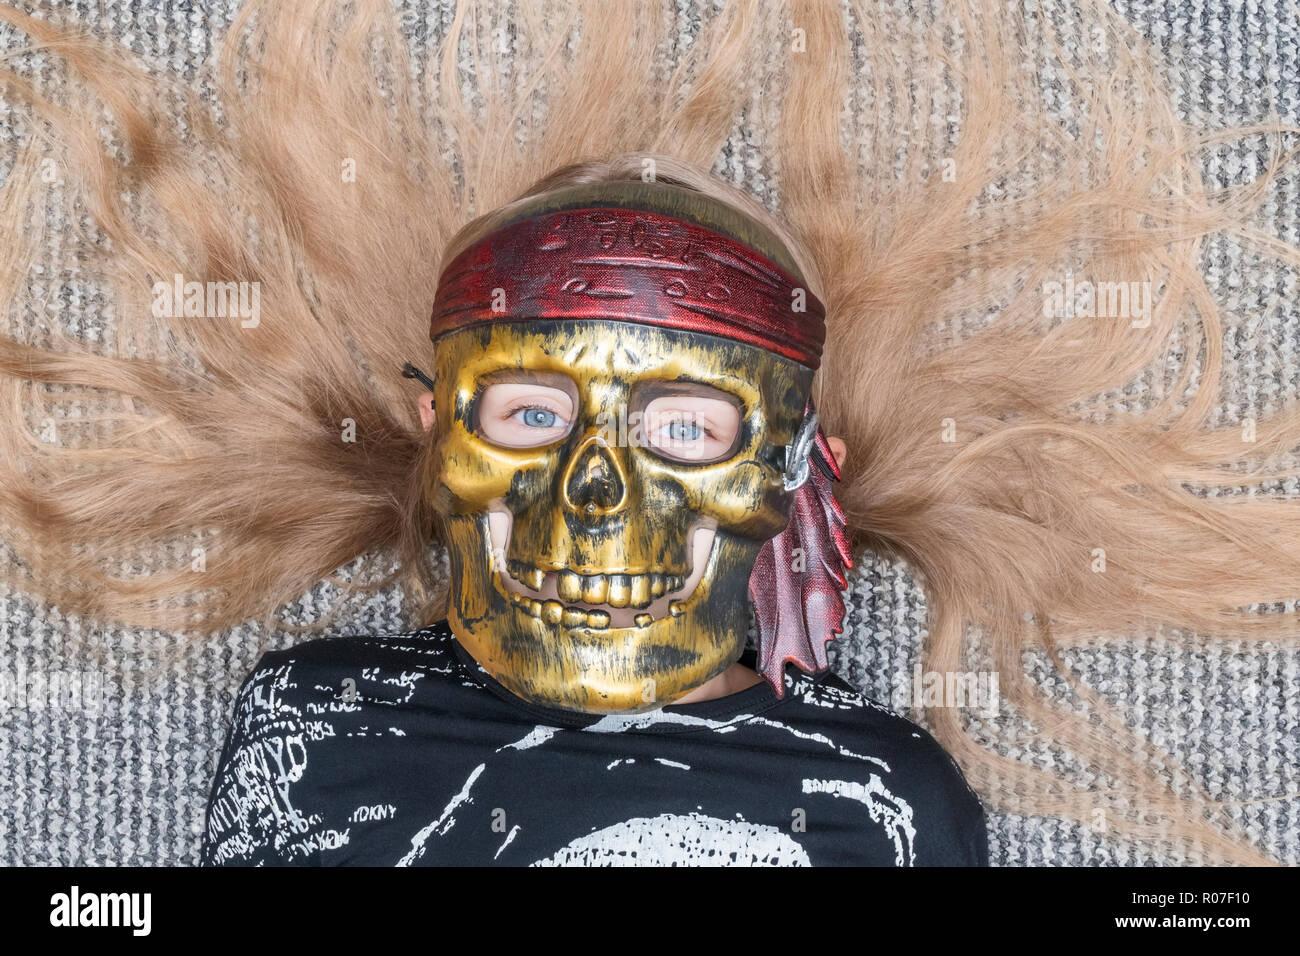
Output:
[200, 623, 987, 866]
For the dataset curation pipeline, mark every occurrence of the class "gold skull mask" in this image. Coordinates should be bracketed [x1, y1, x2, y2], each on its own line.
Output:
[427, 319, 814, 713]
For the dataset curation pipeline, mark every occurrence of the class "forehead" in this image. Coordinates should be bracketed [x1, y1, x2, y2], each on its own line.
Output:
[434, 320, 807, 398]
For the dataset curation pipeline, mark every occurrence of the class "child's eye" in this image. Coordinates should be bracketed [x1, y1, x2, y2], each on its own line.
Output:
[474, 381, 577, 448]
[636, 390, 741, 463]
[656, 417, 717, 444]
[516, 406, 560, 428]
[666, 419, 701, 441]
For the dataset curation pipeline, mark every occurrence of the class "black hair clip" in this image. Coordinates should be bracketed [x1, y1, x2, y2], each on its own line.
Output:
[402, 362, 436, 410]
[811, 443, 839, 482]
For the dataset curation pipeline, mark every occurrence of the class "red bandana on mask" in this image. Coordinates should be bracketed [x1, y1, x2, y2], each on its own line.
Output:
[430, 195, 854, 694]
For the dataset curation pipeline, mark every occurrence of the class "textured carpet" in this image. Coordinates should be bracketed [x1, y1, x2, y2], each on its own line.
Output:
[0, 0, 1297, 865]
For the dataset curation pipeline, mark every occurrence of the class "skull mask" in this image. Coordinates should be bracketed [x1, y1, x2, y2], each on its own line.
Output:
[422, 180, 846, 714]
[429, 319, 813, 712]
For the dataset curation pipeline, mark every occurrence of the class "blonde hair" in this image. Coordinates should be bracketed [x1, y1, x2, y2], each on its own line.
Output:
[0, 0, 1297, 863]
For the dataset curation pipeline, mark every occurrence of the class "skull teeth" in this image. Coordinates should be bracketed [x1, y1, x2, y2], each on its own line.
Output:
[557, 571, 583, 602]
[488, 507, 717, 631]
[581, 574, 607, 604]
[507, 590, 611, 629]
[509, 566, 688, 609]
[507, 560, 546, 592]
[607, 575, 631, 607]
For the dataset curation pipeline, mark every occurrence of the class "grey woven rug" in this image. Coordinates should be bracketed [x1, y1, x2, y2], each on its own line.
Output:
[0, 0, 1297, 865]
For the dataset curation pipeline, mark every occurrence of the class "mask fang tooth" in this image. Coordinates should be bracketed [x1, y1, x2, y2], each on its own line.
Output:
[668, 600, 684, 617]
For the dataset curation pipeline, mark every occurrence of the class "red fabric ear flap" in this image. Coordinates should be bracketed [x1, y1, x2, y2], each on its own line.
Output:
[747, 410, 854, 696]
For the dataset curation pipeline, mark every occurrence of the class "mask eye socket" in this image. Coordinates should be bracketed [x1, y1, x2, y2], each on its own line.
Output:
[635, 382, 744, 463]
[474, 374, 578, 449]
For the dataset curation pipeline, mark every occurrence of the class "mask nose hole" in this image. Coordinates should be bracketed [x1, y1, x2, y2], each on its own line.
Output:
[562, 437, 627, 516]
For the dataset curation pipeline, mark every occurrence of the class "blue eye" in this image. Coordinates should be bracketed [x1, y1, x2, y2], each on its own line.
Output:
[521, 407, 558, 428]
[668, 419, 700, 441]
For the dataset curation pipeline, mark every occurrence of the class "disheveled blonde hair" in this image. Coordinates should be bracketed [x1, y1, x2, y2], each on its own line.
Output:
[0, 0, 1297, 864]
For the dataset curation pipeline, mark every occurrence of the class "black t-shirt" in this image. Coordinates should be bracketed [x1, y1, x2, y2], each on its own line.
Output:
[200, 622, 988, 866]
